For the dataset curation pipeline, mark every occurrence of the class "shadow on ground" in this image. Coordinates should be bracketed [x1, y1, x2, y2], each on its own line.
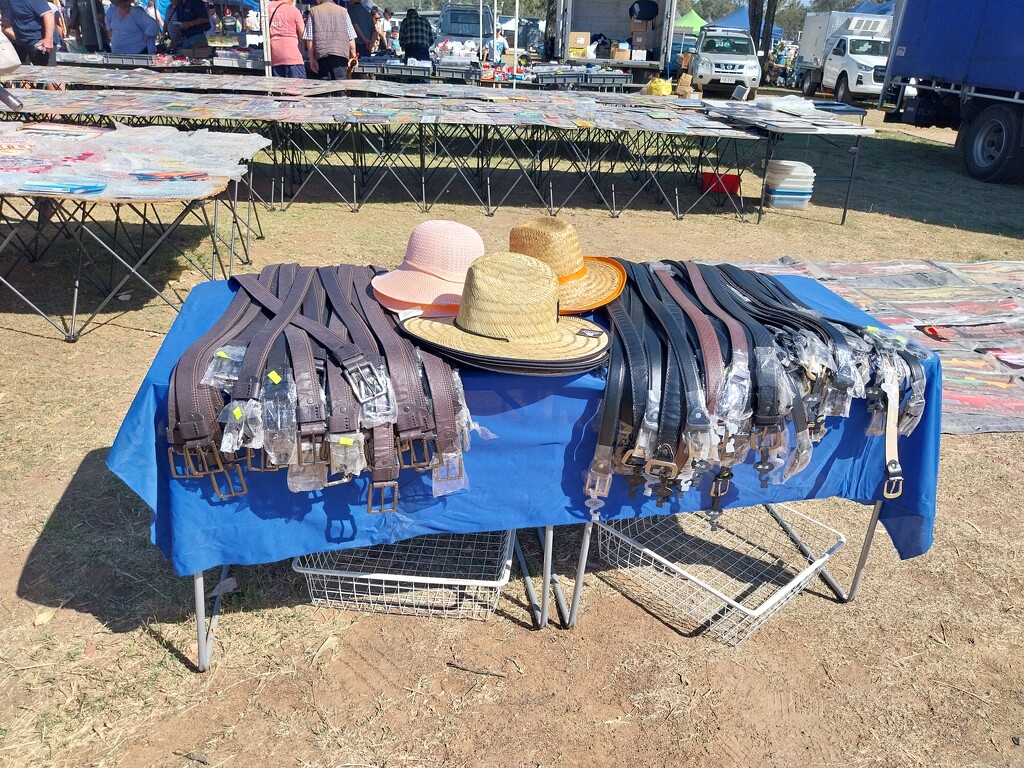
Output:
[0, 211, 224, 340]
[16, 447, 310, 637]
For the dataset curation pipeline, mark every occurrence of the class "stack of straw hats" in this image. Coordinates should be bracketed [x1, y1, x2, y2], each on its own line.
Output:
[375, 217, 623, 375]
[400, 252, 611, 376]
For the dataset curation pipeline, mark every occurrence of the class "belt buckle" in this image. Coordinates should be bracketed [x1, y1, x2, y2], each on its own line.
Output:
[298, 434, 328, 466]
[584, 469, 613, 499]
[344, 360, 387, 404]
[168, 446, 192, 478]
[324, 468, 353, 488]
[367, 480, 399, 514]
[246, 448, 282, 473]
[399, 437, 437, 471]
[644, 458, 678, 479]
[195, 446, 247, 499]
[434, 452, 464, 482]
[884, 460, 904, 499]
[710, 472, 732, 499]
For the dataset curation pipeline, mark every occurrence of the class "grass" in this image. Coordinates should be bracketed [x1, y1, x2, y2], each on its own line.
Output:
[0, 105, 1023, 767]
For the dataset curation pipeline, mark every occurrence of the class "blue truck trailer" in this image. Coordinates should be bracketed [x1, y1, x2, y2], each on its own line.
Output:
[884, 0, 1024, 183]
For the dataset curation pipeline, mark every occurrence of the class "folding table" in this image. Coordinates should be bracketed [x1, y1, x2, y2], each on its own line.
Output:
[107, 275, 941, 671]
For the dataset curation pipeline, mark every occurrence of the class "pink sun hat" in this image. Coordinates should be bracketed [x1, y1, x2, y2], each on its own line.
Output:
[371, 220, 486, 317]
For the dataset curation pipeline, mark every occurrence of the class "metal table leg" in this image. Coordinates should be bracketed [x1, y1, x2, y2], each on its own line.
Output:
[194, 564, 231, 673]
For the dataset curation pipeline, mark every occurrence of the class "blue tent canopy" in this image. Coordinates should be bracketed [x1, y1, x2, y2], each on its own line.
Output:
[850, 1, 895, 13]
[708, 5, 784, 43]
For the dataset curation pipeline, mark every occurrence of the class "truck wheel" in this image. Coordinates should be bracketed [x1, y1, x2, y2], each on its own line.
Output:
[835, 74, 853, 104]
[801, 76, 817, 98]
[962, 104, 1024, 183]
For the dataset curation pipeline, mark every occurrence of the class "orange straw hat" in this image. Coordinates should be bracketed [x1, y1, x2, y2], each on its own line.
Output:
[508, 217, 626, 314]
[401, 252, 610, 367]
[371, 220, 485, 317]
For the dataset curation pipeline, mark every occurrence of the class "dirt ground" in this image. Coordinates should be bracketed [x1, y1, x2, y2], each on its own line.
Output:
[1, 103, 1024, 768]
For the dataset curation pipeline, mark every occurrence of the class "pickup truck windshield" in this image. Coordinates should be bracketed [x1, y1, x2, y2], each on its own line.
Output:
[849, 38, 889, 56]
[701, 36, 754, 55]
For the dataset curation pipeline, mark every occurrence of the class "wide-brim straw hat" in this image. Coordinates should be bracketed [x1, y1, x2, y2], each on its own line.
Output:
[371, 220, 485, 317]
[508, 217, 626, 314]
[400, 251, 610, 365]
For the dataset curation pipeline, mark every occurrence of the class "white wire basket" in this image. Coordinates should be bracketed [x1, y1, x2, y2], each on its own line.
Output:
[292, 529, 515, 621]
[596, 505, 845, 645]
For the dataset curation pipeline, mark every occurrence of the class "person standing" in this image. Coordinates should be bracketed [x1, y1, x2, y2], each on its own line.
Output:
[104, 0, 160, 53]
[345, 0, 372, 57]
[174, 0, 209, 49]
[398, 7, 430, 62]
[0, 0, 55, 64]
[267, 0, 304, 77]
[369, 5, 387, 52]
[483, 27, 505, 62]
[69, 0, 104, 51]
[303, 0, 355, 80]
[162, 0, 182, 49]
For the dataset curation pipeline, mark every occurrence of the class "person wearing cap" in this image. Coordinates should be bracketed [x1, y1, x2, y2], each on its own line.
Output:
[303, 0, 356, 79]
[267, 0, 306, 78]
[482, 27, 505, 63]
[0, 0, 55, 65]
[103, 0, 161, 54]
[398, 6, 431, 63]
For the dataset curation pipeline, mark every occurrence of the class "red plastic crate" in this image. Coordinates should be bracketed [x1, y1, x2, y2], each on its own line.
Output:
[700, 172, 741, 194]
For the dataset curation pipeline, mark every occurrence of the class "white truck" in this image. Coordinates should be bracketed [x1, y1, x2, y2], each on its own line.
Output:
[795, 12, 892, 103]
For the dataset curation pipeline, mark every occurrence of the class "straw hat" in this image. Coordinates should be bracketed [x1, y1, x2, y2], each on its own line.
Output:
[400, 252, 610, 366]
[508, 217, 626, 314]
[371, 220, 485, 317]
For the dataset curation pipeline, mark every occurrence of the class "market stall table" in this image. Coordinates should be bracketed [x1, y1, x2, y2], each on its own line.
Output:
[107, 274, 941, 670]
[0, 123, 268, 340]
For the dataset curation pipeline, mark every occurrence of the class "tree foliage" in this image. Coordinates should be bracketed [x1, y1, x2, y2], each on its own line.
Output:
[774, 0, 807, 39]
[691, 0, 740, 23]
[810, 0, 859, 10]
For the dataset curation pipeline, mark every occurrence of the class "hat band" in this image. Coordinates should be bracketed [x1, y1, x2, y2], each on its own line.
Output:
[557, 265, 587, 285]
[453, 316, 510, 343]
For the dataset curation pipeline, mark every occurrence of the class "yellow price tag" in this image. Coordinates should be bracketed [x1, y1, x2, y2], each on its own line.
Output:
[216, 350, 229, 359]
[232, 406, 243, 421]
[267, 370, 282, 385]
[337, 436, 355, 446]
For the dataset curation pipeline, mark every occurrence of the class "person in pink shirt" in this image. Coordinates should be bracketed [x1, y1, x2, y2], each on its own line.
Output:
[267, 0, 305, 78]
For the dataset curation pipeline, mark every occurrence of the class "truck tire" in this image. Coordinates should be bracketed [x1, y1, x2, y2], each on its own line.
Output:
[801, 75, 817, 98]
[835, 74, 853, 104]
[962, 103, 1024, 183]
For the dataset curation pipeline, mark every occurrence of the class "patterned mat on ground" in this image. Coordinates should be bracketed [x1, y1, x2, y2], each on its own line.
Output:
[755, 257, 1024, 435]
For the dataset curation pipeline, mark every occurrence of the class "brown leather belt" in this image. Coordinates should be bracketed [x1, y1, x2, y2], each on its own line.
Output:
[166, 263, 468, 512]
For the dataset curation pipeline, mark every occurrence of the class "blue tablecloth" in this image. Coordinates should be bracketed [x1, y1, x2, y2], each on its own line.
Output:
[108, 276, 942, 576]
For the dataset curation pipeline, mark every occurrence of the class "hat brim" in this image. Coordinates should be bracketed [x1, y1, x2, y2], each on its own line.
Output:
[558, 257, 627, 314]
[372, 287, 459, 318]
[371, 263, 466, 308]
[437, 349, 609, 377]
[401, 315, 610, 364]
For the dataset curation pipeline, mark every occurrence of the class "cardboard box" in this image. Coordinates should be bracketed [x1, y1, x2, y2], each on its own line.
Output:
[632, 31, 651, 49]
[568, 47, 587, 59]
[631, 50, 648, 61]
[568, 31, 589, 48]
[630, 19, 648, 35]
[611, 48, 630, 60]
